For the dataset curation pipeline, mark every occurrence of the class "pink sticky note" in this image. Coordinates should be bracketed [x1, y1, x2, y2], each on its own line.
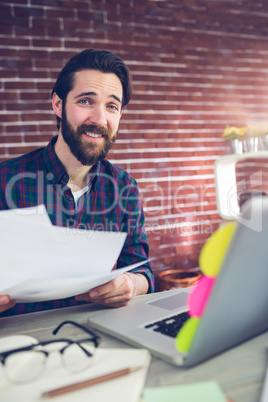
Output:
[188, 276, 215, 317]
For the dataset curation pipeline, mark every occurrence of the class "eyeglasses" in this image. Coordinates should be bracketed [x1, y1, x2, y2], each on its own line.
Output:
[0, 320, 101, 384]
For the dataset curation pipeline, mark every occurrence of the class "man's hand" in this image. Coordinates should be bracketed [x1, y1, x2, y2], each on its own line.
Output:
[0, 295, 16, 313]
[75, 273, 149, 308]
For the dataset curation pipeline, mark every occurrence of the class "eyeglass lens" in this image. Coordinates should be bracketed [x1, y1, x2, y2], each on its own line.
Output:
[4, 350, 46, 384]
[62, 341, 96, 372]
[3, 340, 97, 384]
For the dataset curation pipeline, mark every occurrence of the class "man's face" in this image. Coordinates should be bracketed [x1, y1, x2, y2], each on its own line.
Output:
[60, 70, 123, 166]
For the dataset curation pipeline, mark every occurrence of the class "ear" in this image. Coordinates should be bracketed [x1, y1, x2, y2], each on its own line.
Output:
[52, 93, 63, 119]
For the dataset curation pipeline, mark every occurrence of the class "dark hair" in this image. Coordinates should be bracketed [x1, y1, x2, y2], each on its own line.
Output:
[52, 49, 132, 129]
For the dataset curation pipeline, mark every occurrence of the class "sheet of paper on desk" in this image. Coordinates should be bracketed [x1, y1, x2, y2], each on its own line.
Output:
[0, 205, 148, 302]
[0, 335, 151, 402]
[142, 382, 227, 402]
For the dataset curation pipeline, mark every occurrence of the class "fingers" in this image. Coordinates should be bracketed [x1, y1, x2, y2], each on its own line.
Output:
[0, 295, 16, 313]
[75, 274, 135, 307]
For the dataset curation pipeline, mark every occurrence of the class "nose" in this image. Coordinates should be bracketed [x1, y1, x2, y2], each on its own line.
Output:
[88, 106, 107, 127]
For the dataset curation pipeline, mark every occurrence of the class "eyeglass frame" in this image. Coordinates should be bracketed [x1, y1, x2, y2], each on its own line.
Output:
[0, 320, 102, 381]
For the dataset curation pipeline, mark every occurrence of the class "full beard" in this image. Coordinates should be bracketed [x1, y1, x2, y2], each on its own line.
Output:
[61, 108, 117, 166]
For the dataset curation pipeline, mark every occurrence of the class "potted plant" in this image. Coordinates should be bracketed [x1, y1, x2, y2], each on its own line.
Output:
[248, 124, 268, 151]
[241, 125, 257, 152]
[222, 126, 247, 154]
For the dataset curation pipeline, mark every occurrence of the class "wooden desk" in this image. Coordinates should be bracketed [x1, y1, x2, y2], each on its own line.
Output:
[0, 293, 267, 402]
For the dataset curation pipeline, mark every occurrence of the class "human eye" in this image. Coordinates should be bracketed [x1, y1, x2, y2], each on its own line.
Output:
[78, 98, 92, 106]
[107, 103, 120, 112]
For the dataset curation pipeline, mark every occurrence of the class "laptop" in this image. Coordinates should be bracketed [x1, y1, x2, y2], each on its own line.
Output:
[88, 197, 268, 367]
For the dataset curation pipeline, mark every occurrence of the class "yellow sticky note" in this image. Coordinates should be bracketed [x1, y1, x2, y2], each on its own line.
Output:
[199, 222, 237, 277]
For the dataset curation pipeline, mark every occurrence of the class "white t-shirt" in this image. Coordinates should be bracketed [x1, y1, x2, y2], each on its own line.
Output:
[72, 186, 89, 208]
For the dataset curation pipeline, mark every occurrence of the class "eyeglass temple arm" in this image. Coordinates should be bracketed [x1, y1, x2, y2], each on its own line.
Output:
[52, 320, 101, 341]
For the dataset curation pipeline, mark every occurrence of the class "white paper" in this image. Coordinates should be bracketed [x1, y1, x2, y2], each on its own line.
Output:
[0, 204, 52, 225]
[0, 206, 148, 303]
[2, 260, 149, 303]
[0, 335, 151, 402]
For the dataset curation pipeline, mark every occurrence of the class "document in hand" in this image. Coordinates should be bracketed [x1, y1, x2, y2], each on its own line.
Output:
[0, 205, 148, 302]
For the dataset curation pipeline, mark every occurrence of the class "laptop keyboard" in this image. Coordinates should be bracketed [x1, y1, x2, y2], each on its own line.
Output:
[144, 311, 190, 338]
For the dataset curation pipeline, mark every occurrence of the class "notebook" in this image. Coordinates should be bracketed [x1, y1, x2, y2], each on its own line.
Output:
[0, 335, 151, 402]
[88, 197, 268, 367]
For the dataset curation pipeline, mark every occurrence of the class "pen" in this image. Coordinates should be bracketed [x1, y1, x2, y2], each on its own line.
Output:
[41, 365, 143, 398]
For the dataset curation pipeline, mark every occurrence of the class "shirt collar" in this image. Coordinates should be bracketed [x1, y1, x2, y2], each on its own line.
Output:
[85, 161, 100, 191]
[43, 136, 67, 184]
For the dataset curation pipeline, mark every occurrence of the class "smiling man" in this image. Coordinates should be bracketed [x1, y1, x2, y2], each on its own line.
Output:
[0, 49, 154, 317]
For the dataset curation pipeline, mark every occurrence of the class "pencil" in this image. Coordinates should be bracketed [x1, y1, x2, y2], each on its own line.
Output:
[41, 366, 143, 398]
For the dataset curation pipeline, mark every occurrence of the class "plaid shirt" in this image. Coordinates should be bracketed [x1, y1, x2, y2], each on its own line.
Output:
[0, 136, 154, 316]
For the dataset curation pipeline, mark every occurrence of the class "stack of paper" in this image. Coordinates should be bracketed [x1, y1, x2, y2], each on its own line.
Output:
[0, 205, 148, 302]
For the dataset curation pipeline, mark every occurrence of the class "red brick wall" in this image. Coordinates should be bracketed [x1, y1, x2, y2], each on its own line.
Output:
[1, 0, 268, 286]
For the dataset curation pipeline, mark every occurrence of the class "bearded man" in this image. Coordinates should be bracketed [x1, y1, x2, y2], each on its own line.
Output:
[0, 49, 154, 317]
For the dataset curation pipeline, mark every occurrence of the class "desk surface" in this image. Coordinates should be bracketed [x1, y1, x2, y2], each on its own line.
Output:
[0, 292, 267, 402]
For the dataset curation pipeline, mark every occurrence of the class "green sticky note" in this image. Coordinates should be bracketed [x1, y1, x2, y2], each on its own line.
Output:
[142, 381, 227, 402]
[175, 316, 200, 353]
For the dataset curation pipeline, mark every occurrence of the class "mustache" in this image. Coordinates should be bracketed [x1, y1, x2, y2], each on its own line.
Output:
[77, 124, 112, 138]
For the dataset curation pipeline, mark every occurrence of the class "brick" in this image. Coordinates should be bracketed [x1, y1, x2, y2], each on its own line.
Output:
[6, 124, 38, 133]
[18, 70, 49, 79]
[2, 0, 29, 3]
[0, 49, 16, 58]
[0, 135, 23, 144]
[25, 134, 53, 143]
[39, 124, 57, 133]
[32, 39, 62, 48]
[20, 92, 51, 101]
[21, 113, 53, 122]
[14, 6, 44, 17]
[5, 102, 43, 112]
[62, 0, 89, 9]
[0, 70, 17, 79]
[0, 38, 30, 49]
[0, 114, 19, 123]
[47, 8, 76, 19]
[14, 25, 46, 37]
[1, 58, 32, 70]
[4, 82, 35, 90]
[18, 49, 49, 59]
[8, 146, 37, 155]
